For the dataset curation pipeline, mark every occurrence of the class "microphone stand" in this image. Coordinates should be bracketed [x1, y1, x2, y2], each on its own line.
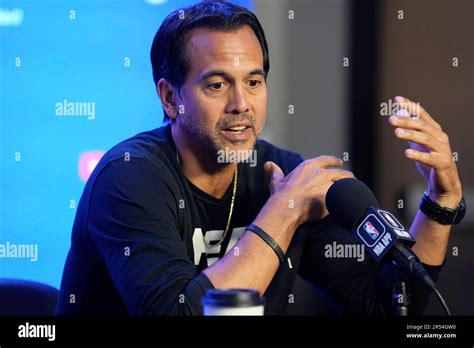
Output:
[390, 244, 422, 316]
[391, 262, 411, 316]
[392, 277, 410, 316]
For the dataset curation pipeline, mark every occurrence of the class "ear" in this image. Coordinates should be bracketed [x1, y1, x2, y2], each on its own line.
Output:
[157, 78, 180, 121]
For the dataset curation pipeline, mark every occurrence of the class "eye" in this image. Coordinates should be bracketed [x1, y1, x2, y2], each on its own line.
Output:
[248, 80, 261, 88]
[208, 82, 225, 91]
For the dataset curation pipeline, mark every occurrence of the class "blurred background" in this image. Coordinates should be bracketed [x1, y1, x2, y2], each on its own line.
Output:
[0, 0, 472, 315]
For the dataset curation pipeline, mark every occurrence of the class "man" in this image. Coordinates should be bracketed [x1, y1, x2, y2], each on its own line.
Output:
[57, 1, 464, 315]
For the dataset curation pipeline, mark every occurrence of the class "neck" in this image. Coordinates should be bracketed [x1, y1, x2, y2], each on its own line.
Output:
[171, 124, 236, 199]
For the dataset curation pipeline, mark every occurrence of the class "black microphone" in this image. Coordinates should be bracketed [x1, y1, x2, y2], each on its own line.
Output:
[326, 178, 435, 290]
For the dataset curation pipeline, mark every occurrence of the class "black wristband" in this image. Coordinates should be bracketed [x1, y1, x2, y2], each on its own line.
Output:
[419, 192, 466, 225]
[246, 224, 285, 263]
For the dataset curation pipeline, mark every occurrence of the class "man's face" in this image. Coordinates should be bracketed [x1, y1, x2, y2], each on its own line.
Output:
[175, 25, 267, 160]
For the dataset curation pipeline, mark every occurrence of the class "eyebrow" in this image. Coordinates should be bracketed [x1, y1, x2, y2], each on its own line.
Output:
[199, 68, 266, 82]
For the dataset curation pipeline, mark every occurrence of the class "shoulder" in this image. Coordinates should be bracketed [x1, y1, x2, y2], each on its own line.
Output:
[83, 125, 180, 202]
[100, 125, 174, 165]
[90, 125, 176, 181]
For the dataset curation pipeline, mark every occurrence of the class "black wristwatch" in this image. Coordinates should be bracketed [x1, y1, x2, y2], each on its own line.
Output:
[419, 191, 466, 225]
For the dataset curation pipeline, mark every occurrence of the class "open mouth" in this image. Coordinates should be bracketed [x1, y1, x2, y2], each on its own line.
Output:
[224, 125, 251, 133]
[221, 125, 253, 142]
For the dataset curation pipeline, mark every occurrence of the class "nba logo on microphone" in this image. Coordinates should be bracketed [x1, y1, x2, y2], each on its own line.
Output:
[357, 214, 386, 247]
[363, 221, 380, 240]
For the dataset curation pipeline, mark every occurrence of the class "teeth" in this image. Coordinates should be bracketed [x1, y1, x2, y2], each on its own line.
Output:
[228, 126, 246, 132]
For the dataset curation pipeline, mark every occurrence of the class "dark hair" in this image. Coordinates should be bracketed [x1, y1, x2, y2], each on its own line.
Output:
[150, 1, 270, 123]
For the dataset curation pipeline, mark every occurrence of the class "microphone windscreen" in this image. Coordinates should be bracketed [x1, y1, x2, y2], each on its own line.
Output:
[326, 178, 380, 230]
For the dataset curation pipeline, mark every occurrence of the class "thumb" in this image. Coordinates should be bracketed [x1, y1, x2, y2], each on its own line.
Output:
[264, 161, 284, 180]
[264, 161, 285, 193]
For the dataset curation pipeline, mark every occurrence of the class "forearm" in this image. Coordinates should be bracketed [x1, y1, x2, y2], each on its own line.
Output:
[202, 193, 300, 295]
[202, 156, 352, 294]
[409, 210, 450, 266]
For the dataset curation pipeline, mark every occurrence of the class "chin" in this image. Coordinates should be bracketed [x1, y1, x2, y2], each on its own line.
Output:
[223, 137, 256, 151]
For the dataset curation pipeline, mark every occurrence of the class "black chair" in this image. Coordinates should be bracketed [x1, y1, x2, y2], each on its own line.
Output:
[0, 278, 59, 315]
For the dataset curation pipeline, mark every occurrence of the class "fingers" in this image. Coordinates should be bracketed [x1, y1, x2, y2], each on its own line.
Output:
[305, 155, 343, 168]
[393, 127, 447, 152]
[393, 96, 442, 130]
[388, 97, 453, 157]
[324, 168, 356, 182]
[404, 149, 453, 170]
[296, 156, 353, 181]
[388, 114, 448, 142]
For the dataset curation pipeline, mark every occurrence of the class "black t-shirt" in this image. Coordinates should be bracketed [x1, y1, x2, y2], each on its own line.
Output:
[56, 124, 442, 315]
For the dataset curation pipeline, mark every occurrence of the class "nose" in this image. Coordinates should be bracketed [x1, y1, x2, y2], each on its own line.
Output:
[225, 85, 250, 115]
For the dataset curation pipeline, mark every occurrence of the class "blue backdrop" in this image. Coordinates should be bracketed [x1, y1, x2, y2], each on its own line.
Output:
[0, 0, 252, 288]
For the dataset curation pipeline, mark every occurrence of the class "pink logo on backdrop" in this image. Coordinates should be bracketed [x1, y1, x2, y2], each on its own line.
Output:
[79, 151, 105, 182]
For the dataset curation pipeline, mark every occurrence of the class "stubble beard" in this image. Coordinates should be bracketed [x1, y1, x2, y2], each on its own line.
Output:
[178, 112, 266, 165]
